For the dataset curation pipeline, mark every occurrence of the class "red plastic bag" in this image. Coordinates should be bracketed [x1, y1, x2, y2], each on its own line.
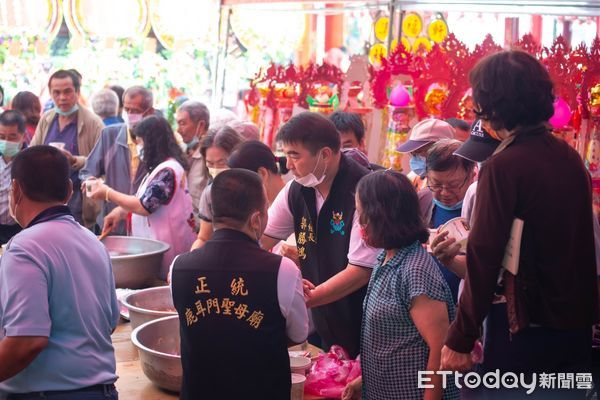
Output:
[304, 345, 361, 398]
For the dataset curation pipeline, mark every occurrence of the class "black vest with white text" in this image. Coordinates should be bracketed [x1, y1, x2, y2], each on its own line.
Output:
[287, 154, 370, 358]
[172, 228, 290, 400]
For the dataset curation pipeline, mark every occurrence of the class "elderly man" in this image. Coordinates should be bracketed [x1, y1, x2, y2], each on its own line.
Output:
[91, 89, 121, 126]
[0, 145, 119, 399]
[31, 69, 103, 227]
[0, 110, 26, 243]
[418, 139, 476, 303]
[80, 86, 154, 234]
[176, 100, 210, 226]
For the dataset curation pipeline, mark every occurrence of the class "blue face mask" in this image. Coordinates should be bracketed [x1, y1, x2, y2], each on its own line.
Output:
[54, 104, 79, 117]
[186, 135, 200, 151]
[0, 140, 21, 158]
[433, 198, 463, 211]
[409, 155, 426, 178]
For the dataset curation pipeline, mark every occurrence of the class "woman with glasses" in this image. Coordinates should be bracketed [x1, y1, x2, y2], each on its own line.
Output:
[342, 170, 458, 400]
[190, 126, 244, 250]
[441, 51, 598, 398]
[418, 139, 475, 302]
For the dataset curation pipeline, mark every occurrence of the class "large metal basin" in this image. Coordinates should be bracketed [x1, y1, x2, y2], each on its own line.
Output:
[102, 236, 170, 289]
[122, 286, 177, 330]
[131, 315, 182, 393]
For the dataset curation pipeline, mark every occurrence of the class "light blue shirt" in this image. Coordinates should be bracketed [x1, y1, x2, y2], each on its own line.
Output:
[0, 214, 119, 394]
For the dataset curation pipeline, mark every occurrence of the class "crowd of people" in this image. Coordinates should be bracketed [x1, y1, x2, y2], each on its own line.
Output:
[0, 50, 597, 400]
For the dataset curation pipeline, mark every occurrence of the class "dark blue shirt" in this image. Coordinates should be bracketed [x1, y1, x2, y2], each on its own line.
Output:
[44, 115, 79, 156]
[431, 205, 462, 303]
[44, 115, 82, 222]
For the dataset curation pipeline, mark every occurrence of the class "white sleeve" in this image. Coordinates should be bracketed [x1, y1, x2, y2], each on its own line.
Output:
[461, 182, 478, 226]
[347, 211, 380, 268]
[264, 181, 295, 241]
[277, 257, 309, 343]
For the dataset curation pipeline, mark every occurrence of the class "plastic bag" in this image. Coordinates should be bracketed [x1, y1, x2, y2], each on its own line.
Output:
[304, 345, 361, 398]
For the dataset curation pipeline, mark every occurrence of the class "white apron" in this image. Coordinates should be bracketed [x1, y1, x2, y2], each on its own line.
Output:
[132, 158, 195, 279]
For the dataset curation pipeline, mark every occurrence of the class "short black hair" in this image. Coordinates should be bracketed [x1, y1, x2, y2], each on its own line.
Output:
[470, 50, 554, 132]
[330, 111, 365, 142]
[228, 140, 288, 175]
[134, 115, 188, 171]
[109, 85, 125, 109]
[12, 145, 70, 202]
[276, 112, 341, 155]
[211, 169, 266, 225]
[426, 139, 475, 174]
[357, 170, 428, 249]
[48, 69, 81, 92]
[0, 110, 26, 133]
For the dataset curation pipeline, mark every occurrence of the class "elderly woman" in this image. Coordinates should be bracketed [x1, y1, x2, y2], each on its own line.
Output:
[90, 115, 195, 279]
[343, 170, 458, 400]
[440, 51, 598, 397]
[190, 126, 244, 250]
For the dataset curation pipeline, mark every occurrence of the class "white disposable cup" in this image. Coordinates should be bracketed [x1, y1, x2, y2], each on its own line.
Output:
[85, 178, 101, 198]
[290, 373, 306, 400]
[289, 356, 311, 375]
[49, 142, 66, 150]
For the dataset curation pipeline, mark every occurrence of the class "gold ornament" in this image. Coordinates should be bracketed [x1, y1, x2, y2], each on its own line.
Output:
[424, 87, 448, 116]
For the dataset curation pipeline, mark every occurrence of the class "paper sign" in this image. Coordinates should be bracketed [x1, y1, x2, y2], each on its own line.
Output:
[428, 19, 449, 44]
[374, 17, 390, 42]
[402, 13, 422, 38]
[412, 37, 432, 53]
[502, 218, 524, 275]
[368, 43, 387, 64]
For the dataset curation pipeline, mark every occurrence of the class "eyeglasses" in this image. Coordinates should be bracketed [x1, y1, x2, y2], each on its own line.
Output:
[427, 174, 471, 193]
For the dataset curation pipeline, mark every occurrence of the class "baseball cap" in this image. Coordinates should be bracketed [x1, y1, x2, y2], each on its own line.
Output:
[453, 120, 501, 163]
[396, 119, 455, 153]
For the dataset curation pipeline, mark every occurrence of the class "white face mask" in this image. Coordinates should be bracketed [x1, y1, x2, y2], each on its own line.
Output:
[208, 167, 228, 179]
[125, 112, 144, 130]
[294, 151, 326, 188]
[136, 143, 144, 161]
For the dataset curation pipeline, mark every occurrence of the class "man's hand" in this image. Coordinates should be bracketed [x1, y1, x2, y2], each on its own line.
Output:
[440, 345, 472, 372]
[60, 149, 76, 166]
[279, 243, 300, 266]
[431, 231, 461, 265]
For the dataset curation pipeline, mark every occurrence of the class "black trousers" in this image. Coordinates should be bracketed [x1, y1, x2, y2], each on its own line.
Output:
[466, 303, 592, 400]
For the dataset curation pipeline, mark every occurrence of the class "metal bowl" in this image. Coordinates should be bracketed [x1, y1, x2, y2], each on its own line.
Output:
[102, 236, 170, 289]
[131, 315, 182, 393]
[122, 286, 177, 330]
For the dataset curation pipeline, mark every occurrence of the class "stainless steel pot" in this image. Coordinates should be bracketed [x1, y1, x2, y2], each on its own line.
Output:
[122, 286, 177, 330]
[131, 315, 182, 393]
[102, 236, 170, 289]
